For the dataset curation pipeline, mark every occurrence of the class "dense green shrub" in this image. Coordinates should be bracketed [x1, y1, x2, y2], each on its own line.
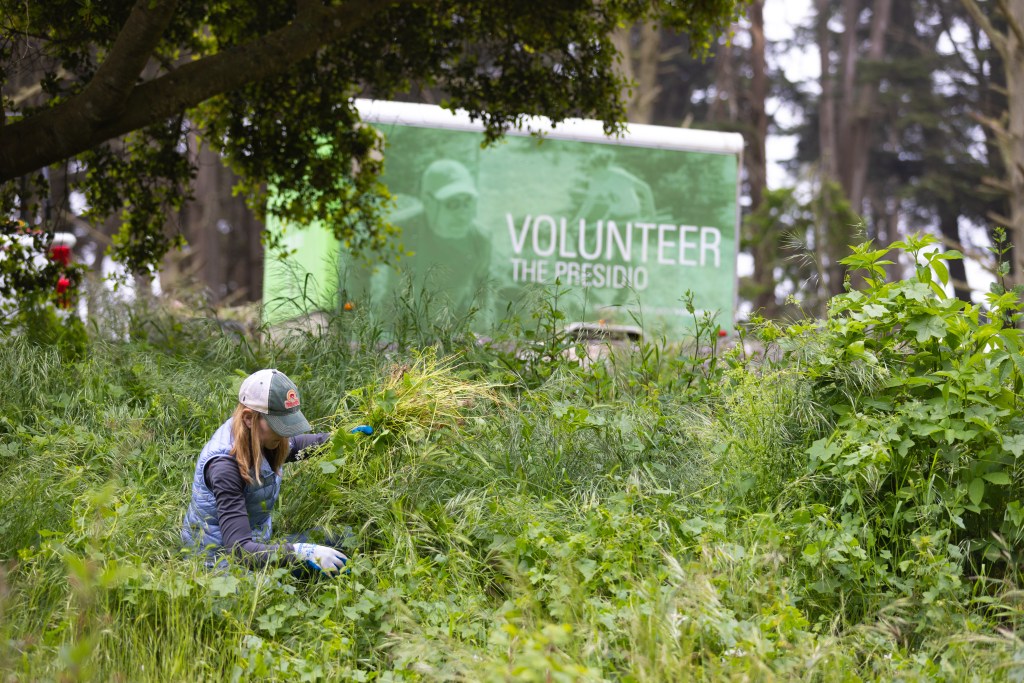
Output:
[749, 234, 1024, 624]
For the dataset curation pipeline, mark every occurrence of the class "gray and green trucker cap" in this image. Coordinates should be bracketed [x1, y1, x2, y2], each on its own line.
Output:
[238, 369, 311, 438]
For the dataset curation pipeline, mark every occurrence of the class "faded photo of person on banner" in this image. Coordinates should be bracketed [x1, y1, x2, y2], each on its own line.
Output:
[570, 148, 660, 316]
[572, 149, 657, 225]
[387, 158, 491, 319]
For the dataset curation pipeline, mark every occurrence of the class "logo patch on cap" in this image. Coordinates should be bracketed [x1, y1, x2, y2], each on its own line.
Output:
[284, 389, 300, 409]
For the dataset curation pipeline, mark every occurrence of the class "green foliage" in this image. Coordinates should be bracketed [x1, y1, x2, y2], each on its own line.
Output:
[489, 283, 732, 403]
[3, 250, 1024, 681]
[77, 120, 194, 273]
[1, 0, 744, 275]
[740, 180, 863, 317]
[752, 233, 1024, 626]
[0, 219, 87, 353]
[984, 227, 1024, 321]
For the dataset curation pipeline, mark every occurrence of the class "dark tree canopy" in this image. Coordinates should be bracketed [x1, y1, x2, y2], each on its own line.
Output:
[1, 0, 743, 273]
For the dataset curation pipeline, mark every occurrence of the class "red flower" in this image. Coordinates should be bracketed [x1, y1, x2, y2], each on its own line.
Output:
[56, 277, 71, 294]
[50, 244, 72, 266]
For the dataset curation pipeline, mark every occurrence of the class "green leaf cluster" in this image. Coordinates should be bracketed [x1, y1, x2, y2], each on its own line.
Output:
[0, 220, 87, 351]
[759, 232, 1024, 616]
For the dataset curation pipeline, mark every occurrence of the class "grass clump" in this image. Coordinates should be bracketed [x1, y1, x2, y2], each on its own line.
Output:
[339, 348, 502, 442]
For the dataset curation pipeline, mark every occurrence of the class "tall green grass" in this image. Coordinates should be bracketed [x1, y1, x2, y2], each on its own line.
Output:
[2, 270, 1023, 681]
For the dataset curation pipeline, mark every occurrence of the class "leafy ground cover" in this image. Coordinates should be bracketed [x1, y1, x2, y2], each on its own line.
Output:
[2, 234, 1023, 681]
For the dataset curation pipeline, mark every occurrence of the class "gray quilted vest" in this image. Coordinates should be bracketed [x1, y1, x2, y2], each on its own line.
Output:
[180, 418, 281, 560]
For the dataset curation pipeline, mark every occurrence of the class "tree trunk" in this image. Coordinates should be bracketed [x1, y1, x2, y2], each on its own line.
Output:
[0, 0, 401, 181]
[1005, 15, 1024, 284]
[939, 206, 971, 301]
[164, 135, 265, 304]
[960, 0, 1024, 285]
[747, 1, 775, 315]
[842, 0, 893, 213]
[709, 33, 739, 123]
[816, 0, 841, 295]
[612, 23, 663, 124]
[817, 0, 892, 297]
[748, 1, 768, 213]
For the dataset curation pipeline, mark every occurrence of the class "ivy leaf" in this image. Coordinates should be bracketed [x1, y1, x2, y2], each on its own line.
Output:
[1011, 353, 1024, 380]
[946, 427, 978, 442]
[576, 558, 598, 582]
[1000, 329, 1022, 353]
[209, 575, 240, 597]
[863, 397, 893, 411]
[802, 542, 821, 563]
[845, 340, 878, 364]
[1006, 501, 1024, 528]
[907, 315, 948, 343]
[1003, 434, 1024, 458]
[808, 438, 840, 466]
[902, 282, 933, 302]
[909, 421, 942, 437]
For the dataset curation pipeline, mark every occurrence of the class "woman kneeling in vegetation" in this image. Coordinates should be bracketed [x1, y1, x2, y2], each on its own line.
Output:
[181, 369, 347, 576]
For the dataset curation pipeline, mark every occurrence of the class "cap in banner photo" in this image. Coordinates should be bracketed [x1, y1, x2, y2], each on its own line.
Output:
[239, 369, 311, 437]
[422, 159, 478, 200]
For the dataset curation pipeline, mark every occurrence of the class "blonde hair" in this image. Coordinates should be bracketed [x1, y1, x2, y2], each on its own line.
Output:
[229, 403, 290, 485]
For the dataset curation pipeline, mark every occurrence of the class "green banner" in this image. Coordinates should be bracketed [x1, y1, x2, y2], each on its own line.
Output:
[261, 216, 340, 327]
[265, 112, 739, 337]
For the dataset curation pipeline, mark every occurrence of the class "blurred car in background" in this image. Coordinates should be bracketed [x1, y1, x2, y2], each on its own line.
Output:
[561, 321, 644, 368]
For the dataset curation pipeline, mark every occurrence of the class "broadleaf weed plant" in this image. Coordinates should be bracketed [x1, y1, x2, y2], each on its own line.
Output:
[759, 232, 1024, 628]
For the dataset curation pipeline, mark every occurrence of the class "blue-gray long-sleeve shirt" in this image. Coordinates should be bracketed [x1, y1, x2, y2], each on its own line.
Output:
[203, 432, 328, 565]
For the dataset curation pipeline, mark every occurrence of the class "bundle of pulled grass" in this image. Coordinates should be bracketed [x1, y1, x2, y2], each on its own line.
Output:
[330, 348, 502, 445]
[282, 351, 503, 524]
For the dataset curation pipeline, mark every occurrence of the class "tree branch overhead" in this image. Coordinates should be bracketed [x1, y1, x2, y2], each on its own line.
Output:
[78, 0, 181, 125]
[959, 0, 1008, 57]
[0, 0, 402, 182]
[0, 0, 745, 273]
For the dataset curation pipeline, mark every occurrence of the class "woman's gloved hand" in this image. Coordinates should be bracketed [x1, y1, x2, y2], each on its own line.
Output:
[292, 543, 348, 573]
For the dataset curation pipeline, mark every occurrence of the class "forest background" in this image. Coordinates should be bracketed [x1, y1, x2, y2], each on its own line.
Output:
[5, 0, 1023, 324]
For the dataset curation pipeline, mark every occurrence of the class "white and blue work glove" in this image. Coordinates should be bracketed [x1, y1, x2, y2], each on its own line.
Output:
[292, 543, 348, 574]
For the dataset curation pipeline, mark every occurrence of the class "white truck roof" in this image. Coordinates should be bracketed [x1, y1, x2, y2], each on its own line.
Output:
[355, 99, 745, 155]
